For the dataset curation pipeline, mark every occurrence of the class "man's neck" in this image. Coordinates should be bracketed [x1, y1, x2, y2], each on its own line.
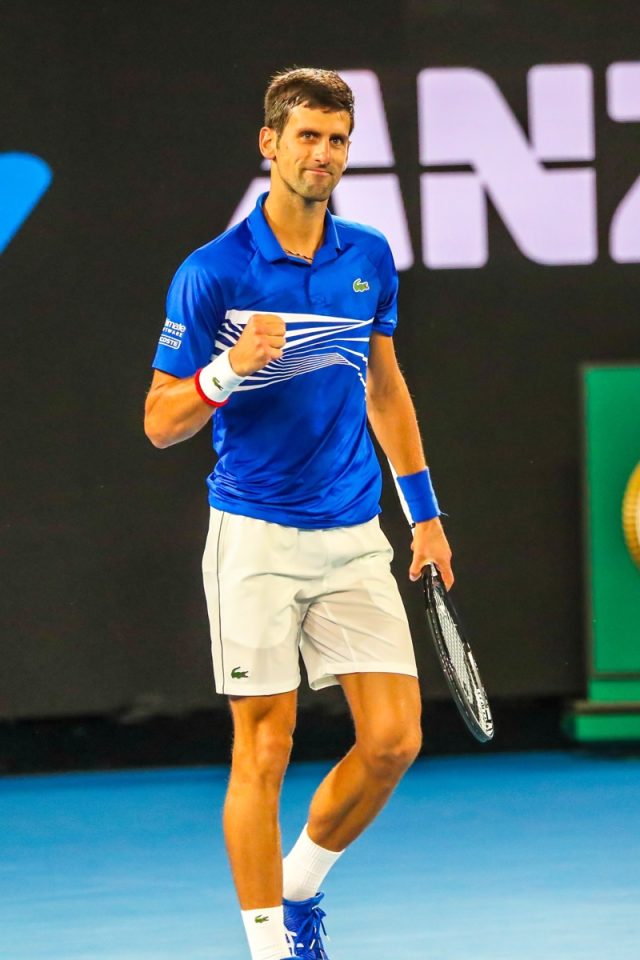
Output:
[263, 187, 327, 259]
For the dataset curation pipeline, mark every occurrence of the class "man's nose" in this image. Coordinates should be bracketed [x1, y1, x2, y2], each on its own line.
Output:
[312, 138, 331, 163]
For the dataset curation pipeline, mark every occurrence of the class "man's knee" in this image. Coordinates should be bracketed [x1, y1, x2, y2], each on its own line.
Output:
[230, 700, 296, 787]
[359, 723, 422, 782]
[254, 725, 294, 780]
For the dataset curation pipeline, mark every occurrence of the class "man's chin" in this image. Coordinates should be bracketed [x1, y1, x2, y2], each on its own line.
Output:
[282, 176, 336, 203]
[300, 183, 334, 202]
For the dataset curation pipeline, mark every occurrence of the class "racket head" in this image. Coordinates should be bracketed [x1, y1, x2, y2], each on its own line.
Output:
[422, 563, 494, 743]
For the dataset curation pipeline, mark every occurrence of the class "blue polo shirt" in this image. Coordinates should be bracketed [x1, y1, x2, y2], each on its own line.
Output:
[152, 193, 399, 528]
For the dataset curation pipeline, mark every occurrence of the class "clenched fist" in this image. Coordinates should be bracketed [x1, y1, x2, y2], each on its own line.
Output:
[229, 314, 286, 377]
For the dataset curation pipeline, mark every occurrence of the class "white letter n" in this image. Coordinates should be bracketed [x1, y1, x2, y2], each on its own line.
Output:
[418, 66, 597, 269]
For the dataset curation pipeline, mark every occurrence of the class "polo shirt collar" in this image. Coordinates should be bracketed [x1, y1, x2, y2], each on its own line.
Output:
[248, 192, 341, 265]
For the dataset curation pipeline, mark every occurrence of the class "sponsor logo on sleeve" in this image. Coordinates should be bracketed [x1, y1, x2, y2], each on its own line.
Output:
[159, 318, 186, 350]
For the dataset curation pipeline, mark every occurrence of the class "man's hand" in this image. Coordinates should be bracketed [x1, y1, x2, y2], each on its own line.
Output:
[409, 517, 454, 590]
[229, 314, 285, 376]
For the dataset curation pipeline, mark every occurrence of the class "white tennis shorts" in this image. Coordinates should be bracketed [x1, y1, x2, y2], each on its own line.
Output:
[202, 508, 417, 696]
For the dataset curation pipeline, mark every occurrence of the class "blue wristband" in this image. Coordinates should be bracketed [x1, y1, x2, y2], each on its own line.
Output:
[396, 468, 440, 523]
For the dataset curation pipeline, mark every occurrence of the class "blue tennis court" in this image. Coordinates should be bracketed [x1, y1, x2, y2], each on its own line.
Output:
[2, 751, 639, 959]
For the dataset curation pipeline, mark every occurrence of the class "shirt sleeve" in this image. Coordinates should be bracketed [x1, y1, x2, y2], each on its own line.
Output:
[152, 256, 225, 377]
[372, 240, 399, 337]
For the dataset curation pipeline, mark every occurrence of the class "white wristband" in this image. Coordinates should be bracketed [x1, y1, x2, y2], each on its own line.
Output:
[195, 350, 244, 407]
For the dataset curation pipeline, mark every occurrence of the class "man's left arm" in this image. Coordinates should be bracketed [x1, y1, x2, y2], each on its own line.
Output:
[366, 331, 454, 589]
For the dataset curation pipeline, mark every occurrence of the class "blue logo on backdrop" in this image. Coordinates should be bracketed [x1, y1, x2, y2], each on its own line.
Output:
[0, 153, 52, 254]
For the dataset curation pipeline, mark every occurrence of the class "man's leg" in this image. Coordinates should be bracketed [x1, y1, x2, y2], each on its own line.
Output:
[283, 672, 421, 898]
[308, 672, 422, 850]
[306, 672, 421, 851]
[226, 690, 297, 959]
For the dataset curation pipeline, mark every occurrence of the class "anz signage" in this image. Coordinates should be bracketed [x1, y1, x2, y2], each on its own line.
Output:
[230, 63, 640, 271]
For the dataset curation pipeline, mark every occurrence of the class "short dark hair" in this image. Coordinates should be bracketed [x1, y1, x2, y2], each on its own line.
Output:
[264, 67, 355, 136]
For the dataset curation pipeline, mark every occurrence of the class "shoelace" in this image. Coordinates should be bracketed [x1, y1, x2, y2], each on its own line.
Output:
[288, 903, 328, 959]
[285, 927, 297, 957]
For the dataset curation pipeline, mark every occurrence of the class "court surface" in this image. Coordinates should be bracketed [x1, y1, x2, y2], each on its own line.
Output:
[2, 751, 639, 960]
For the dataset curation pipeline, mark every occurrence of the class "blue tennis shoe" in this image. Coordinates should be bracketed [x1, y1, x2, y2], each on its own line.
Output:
[283, 891, 329, 959]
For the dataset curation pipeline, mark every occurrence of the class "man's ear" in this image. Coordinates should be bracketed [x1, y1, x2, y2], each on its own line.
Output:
[259, 126, 277, 162]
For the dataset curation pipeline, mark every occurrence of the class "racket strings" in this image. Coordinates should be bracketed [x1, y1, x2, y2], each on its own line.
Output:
[425, 569, 494, 741]
[433, 591, 475, 704]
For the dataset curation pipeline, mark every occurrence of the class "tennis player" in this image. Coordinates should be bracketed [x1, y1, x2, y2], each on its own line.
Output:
[145, 67, 453, 960]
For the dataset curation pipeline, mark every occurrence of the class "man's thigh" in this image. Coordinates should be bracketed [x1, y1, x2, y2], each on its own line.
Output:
[338, 672, 422, 744]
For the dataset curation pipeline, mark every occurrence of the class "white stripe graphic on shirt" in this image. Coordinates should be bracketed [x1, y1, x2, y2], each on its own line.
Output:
[213, 309, 374, 391]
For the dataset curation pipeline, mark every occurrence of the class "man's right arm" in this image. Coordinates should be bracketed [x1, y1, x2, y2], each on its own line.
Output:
[144, 314, 286, 448]
[144, 370, 214, 448]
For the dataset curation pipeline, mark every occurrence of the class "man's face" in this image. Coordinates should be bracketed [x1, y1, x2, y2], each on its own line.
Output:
[260, 103, 351, 203]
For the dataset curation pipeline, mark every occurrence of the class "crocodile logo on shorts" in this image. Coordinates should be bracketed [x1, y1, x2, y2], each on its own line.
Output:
[212, 376, 223, 390]
[353, 277, 370, 293]
[231, 666, 249, 679]
[254, 915, 269, 924]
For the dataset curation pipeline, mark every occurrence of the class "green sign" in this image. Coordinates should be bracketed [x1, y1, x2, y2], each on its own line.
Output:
[568, 366, 640, 741]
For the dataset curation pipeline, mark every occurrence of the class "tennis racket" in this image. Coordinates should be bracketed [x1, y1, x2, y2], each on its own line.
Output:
[422, 563, 494, 742]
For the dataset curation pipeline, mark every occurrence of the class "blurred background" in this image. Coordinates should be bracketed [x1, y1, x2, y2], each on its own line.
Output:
[2, 0, 640, 773]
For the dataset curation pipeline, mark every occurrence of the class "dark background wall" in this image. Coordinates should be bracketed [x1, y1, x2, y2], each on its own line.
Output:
[2, 0, 639, 721]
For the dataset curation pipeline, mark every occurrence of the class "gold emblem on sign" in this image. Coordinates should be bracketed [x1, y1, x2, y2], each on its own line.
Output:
[622, 462, 640, 569]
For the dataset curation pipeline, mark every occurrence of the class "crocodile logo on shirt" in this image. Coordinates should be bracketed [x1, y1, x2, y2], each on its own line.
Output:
[255, 915, 269, 924]
[212, 376, 223, 390]
[231, 666, 249, 679]
[353, 278, 370, 292]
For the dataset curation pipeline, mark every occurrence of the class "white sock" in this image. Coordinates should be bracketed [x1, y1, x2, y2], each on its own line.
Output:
[282, 824, 344, 902]
[241, 906, 291, 960]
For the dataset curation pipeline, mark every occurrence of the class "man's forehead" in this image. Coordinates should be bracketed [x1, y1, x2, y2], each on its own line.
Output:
[285, 103, 351, 133]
